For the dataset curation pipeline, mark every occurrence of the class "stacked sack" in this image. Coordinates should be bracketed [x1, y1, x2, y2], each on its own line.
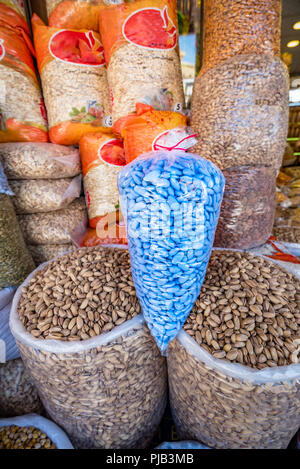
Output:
[0, 143, 86, 265]
[190, 0, 289, 249]
[0, 0, 48, 143]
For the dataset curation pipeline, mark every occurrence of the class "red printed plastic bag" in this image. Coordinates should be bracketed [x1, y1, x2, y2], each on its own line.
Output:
[0, 0, 29, 33]
[99, 0, 185, 123]
[0, 23, 48, 143]
[80, 132, 125, 228]
[32, 15, 111, 145]
[47, 0, 104, 31]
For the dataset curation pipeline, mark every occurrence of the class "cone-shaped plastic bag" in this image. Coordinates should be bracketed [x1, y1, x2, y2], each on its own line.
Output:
[118, 151, 225, 352]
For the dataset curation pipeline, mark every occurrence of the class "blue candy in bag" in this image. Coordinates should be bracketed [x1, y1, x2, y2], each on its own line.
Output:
[118, 151, 225, 353]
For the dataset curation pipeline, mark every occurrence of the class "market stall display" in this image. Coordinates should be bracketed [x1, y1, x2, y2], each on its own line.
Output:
[168, 250, 300, 449]
[98, 0, 185, 123]
[32, 15, 112, 145]
[10, 247, 167, 449]
[118, 151, 225, 352]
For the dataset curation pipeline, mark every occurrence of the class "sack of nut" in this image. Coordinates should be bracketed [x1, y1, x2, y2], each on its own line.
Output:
[99, 0, 185, 123]
[0, 20, 48, 143]
[200, 0, 281, 76]
[10, 247, 167, 449]
[190, 54, 289, 171]
[32, 14, 112, 145]
[46, 0, 103, 30]
[168, 250, 300, 449]
[0, 414, 74, 449]
[0, 358, 43, 417]
[0, 0, 29, 32]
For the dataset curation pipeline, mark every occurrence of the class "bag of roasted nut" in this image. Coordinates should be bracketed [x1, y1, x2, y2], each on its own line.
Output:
[0, 142, 82, 180]
[32, 15, 111, 145]
[214, 166, 277, 250]
[99, 0, 185, 123]
[10, 247, 167, 448]
[191, 54, 289, 171]
[46, 0, 103, 30]
[0, 289, 20, 362]
[200, 0, 281, 76]
[0, 414, 74, 449]
[10, 176, 82, 214]
[80, 131, 125, 228]
[0, 358, 43, 416]
[0, 22, 48, 143]
[168, 249, 300, 449]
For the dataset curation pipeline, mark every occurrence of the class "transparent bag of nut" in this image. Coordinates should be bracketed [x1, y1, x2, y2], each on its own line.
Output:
[190, 54, 289, 171]
[0, 358, 43, 417]
[0, 143, 82, 180]
[99, 0, 185, 123]
[10, 176, 82, 214]
[9, 253, 167, 449]
[213, 166, 277, 250]
[0, 414, 74, 449]
[168, 250, 300, 449]
[200, 0, 282, 76]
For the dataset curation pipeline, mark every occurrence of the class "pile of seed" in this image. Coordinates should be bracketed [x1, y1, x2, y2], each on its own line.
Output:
[184, 250, 300, 369]
[0, 425, 56, 449]
[18, 247, 141, 341]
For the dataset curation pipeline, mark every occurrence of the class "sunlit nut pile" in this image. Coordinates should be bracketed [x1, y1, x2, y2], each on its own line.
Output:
[201, 0, 281, 75]
[18, 247, 141, 341]
[214, 166, 276, 249]
[184, 250, 300, 368]
[0, 143, 81, 180]
[0, 359, 43, 418]
[191, 54, 289, 171]
[0, 426, 56, 449]
[17, 198, 87, 245]
[10, 178, 81, 214]
[168, 338, 300, 449]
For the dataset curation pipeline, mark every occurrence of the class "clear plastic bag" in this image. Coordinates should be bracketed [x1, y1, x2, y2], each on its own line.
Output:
[10, 176, 82, 214]
[0, 359, 43, 417]
[28, 244, 74, 266]
[214, 166, 277, 250]
[191, 54, 289, 171]
[156, 440, 211, 449]
[168, 250, 300, 449]
[200, 0, 281, 75]
[0, 23, 48, 143]
[10, 256, 167, 448]
[0, 142, 82, 179]
[17, 198, 88, 245]
[0, 162, 35, 288]
[99, 0, 185, 123]
[118, 150, 225, 352]
[0, 414, 74, 449]
[32, 15, 112, 145]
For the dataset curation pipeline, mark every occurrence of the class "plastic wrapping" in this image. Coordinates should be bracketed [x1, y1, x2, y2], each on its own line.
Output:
[10, 176, 82, 214]
[99, 0, 185, 123]
[0, 299, 20, 362]
[0, 0, 29, 33]
[80, 132, 125, 228]
[114, 103, 195, 164]
[0, 414, 74, 449]
[118, 150, 224, 352]
[0, 22, 48, 142]
[0, 162, 35, 288]
[71, 220, 127, 247]
[168, 249, 300, 449]
[214, 166, 277, 250]
[32, 15, 112, 145]
[156, 441, 211, 449]
[0, 358, 43, 416]
[18, 197, 88, 245]
[200, 0, 281, 75]
[10, 255, 167, 449]
[191, 54, 289, 171]
[47, 0, 103, 30]
[28, 243, 74, 266]
[0, 142, 82, 179]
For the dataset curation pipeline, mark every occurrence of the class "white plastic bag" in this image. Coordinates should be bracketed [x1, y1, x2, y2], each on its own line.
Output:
[0, 288, 19, 362]
[0, 414, 74, 449]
